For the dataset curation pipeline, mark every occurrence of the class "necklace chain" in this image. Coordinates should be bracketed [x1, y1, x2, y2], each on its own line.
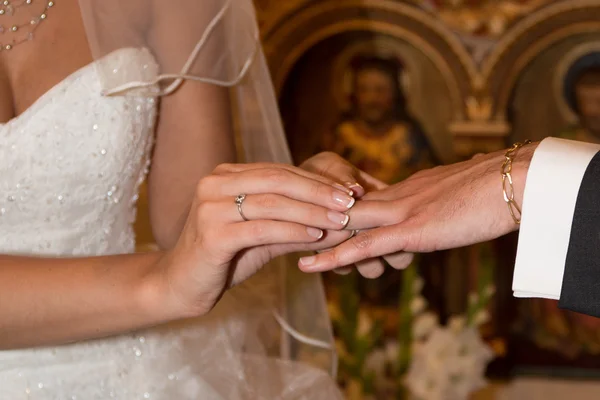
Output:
[0, 0, 33, 16]
[0, 0, 54, 52]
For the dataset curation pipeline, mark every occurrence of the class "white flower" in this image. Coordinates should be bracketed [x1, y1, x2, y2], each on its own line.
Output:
[412, 312, 439, 340]
[410, 296, 428, 315]
[448, 315, 466, 334]
[422, 328, 457, 363]
[411, 340, 425, 358]
[357, 310, 373, 337]
[406, 342, 449, 400]
[405, 326, 494, 400]
[458, 328, 495, 363]
[412, 276, 425, 294]
[472, 310, 490, 327]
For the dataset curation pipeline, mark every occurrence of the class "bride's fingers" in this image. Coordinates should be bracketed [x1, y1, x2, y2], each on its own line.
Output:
[298, 152, 369, 197]
[220, 220, 325, 253]
[199, 168, 356, 212]
[302, 160, 366, 198]
[213, 162, 355, 196]
[209, 194, 352, 230]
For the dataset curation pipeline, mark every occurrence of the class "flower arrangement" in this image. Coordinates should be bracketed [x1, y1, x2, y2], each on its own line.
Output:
[330, 249, 496, 400]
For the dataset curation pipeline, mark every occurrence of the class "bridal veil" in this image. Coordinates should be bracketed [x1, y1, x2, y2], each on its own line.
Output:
[77, 0, 340, 398]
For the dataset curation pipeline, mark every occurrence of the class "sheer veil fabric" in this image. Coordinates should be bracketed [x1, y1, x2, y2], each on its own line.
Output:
[78, 0, 340, 397]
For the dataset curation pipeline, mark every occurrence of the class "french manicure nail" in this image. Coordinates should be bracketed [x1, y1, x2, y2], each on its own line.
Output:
[328, 211, 349, 227]
[332, 192, 355, 209]
[299, 256, 316, 267]
[307, 227, 324, 239]
[345, 182, 364, 191]
[334, 183, 354, 196]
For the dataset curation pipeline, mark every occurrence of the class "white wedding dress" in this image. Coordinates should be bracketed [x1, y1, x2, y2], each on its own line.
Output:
[0, 48, 339, 399]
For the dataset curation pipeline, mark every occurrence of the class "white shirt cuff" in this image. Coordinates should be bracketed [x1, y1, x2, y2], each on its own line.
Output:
[513, 137, 600, 300]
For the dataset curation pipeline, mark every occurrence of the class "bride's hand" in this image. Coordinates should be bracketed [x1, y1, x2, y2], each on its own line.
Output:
[150, 163, 356, 317]
[299, 152, 388, 197]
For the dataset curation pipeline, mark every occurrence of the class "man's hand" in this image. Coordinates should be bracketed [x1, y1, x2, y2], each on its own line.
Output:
[297, 145, 537, 273]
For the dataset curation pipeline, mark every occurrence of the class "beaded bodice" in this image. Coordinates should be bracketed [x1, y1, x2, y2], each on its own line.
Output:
[0, 48, 157, 257]
[0, 47, 340, 400]
[0, 48, 166, 399]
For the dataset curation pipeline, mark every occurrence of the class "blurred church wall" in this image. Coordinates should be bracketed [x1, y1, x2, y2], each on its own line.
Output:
[134, 0, 600, 380]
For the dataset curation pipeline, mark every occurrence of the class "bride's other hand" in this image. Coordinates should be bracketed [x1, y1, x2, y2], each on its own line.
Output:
[296, 145, 537, 273]
[150, 163, 355, 317]
[299, 152, 388, 198]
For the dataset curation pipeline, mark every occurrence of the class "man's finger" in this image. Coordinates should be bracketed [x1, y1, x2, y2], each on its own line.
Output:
[333, 267, 353, 275]
[355, 258, 386, 279]
[383, 252, 414, 270]
[345, 200, 407, 230]
[298, 225, 409, 272]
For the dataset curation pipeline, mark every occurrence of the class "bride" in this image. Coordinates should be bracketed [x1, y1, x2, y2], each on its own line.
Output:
[0, 0, 369, 398]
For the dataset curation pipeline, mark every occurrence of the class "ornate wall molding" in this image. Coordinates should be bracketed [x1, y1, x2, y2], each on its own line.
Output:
[483, 0, 600, 119]
[256, 0, 600, 154]
[259, 0, 478, 123]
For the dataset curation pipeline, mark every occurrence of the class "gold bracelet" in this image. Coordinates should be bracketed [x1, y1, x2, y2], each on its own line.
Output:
[501, 140, 531, 225]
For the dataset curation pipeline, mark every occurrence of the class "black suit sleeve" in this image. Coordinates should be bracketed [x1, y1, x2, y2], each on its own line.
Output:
[559, 152, 600, 317]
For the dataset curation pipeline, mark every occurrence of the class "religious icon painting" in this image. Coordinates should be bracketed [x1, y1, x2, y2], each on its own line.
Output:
[279, 33, 451, 185]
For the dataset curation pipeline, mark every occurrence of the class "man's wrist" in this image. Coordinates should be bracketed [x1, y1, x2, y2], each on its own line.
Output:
[512, 142, 538, 213]
[485, 141, 538, 233]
